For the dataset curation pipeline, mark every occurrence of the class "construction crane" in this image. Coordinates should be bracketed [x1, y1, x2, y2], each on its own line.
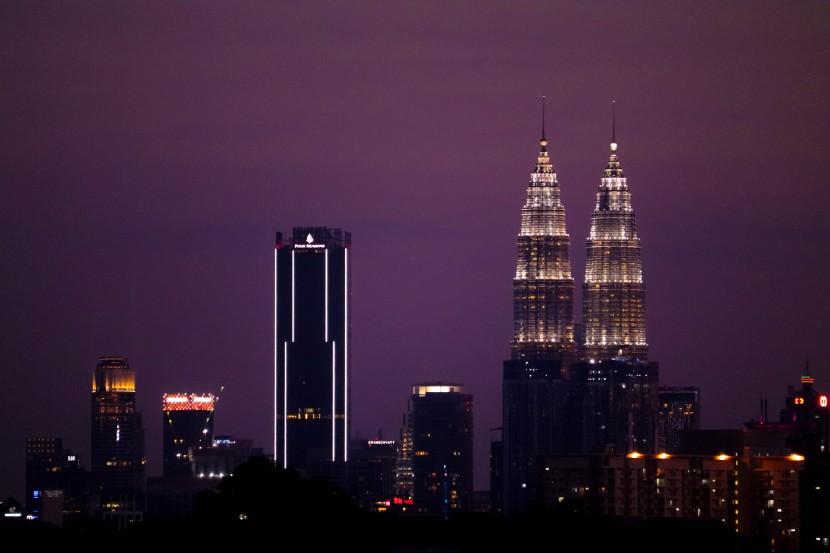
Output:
[199, 370, 232, 447]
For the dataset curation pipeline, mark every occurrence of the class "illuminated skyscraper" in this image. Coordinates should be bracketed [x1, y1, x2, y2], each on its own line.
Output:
[395, 417, 414, 501]
[91, 356, 145, 494]
[90, 356, 145, 527]
[503, 102, 575, 515]
[582, 106, 648, 361]
[408, 383, 473, 516]
[274, 227, 351, 475]
[510, 101, 575, 365]
[162, 393, 215, 478]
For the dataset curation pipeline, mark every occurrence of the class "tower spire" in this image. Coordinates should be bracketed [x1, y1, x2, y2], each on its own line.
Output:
[583, 99, 647, 362]
[604, 101, 623, 178]
[515, 100, 573, 356]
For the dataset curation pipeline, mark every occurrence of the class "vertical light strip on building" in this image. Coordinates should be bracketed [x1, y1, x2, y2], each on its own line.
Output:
[291, 250, 296, 342]
[274, 248, 279, 461]
[332, 341, 336, 461]
[344, 247, 349, 461]
[325, 248, 329, 342]
[283, 341, 288, 468]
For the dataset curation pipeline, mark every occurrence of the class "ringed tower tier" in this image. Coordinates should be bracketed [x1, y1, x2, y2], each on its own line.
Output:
[510, 100, 575, 368]
[582, 108, 648, 361]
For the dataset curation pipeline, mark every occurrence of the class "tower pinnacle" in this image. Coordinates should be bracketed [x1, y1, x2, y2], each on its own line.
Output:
[583, 102, 647, 362]
[513, 102, 574, 362]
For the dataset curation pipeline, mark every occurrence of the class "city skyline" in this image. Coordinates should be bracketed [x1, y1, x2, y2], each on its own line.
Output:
[2, 2, 829, 502]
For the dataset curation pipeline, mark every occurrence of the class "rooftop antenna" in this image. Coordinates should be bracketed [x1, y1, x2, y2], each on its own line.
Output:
[541, 95, 546, 142]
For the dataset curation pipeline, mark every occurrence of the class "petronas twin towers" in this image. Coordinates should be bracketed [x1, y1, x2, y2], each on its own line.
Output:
[501, 102, 655, 515]
[511, 102, 647, 366]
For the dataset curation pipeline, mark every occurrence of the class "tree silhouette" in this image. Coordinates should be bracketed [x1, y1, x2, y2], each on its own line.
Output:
[193, 456, 362, 541]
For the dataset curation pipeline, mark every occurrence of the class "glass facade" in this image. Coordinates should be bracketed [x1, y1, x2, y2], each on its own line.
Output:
[408, 383, 473, 516]
[91, 357, 145, 494]
[274, 227, 351, 473]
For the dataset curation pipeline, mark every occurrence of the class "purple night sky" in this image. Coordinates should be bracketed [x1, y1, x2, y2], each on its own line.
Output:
[1, 2, 828, 499]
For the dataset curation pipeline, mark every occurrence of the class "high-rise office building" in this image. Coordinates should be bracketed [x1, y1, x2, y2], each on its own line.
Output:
[582, 110, 648, 362]
[162, 393, 215, 478]
[510, 102, 575, 366]
[25, 437, 89, 524]
[658, 386, 701, 452]
[348, 438, 398, 512]
[274, 227, 351, 475]
[26, 438, 76, 508]
[502, 103, 575, 515]
[408, 383, 473, 516]
[503, 359, 572, 514]
[569, 357, 660, 454]
[489, 427, 503, 514]
[395, 416, 414, 501]
[91, 356, 145, 494]
[91, 356, 145, 527]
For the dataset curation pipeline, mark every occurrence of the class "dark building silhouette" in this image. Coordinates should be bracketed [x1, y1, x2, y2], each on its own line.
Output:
[760, 373, 830, 553]
[568, 358, 660, 455]
[779, 374, 830, 454]
[537, 449, 803, 552]
[90, 356, 145, 526]
[162, 393, 215, 478]
[25, 438, 91, 525]
[502, 103, 576, 516]
[669, 373, 830, 553]
[146, 435, 263, 521]
[274, 227, 351, 476]
[408, 383, 473, 516]
[192, 435, 264, 479]
[489, 427, 503, 514]
[658, 386, 700, 452]
[503, 359, 571, 514]
[26, 438, 77, 510]
[347, 438, 398, 512]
